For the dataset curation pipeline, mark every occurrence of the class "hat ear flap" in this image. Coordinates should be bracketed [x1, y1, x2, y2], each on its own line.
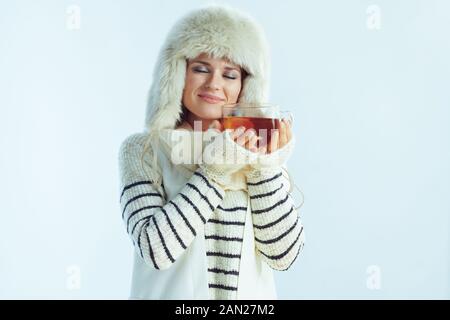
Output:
[145, 56, 187, 132]
[238, 74, 268, 104]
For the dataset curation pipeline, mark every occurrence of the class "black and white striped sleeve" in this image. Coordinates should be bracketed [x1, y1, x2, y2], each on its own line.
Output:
[118, 133, 225, 270]
[246, 166, 305, 271]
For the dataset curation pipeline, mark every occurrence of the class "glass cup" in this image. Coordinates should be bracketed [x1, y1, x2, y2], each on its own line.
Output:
[221, 102, 303, 209]
[221, 102, 293, 149]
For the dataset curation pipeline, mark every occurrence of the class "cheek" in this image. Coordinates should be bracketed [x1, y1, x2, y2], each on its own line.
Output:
[227, 82, 242, 101]
[184, 73, 204, 94]
[183, 74, 201, 105]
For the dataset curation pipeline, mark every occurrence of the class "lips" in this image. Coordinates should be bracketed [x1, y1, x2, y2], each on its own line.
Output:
[198, 93, 225, 104]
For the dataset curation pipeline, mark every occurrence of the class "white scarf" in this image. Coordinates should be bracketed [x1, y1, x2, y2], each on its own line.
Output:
[157, 128, 248, 191]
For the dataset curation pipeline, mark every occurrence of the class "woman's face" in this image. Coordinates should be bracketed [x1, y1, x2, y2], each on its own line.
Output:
[182, 53, 243, 123]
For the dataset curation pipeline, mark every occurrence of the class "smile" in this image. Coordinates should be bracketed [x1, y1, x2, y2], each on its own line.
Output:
[198, 94, 224, 104]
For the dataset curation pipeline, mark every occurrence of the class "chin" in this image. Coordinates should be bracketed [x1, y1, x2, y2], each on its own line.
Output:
[195, 103, 223, 118]
[199, 113, 221, 120]
[189, 108, 219, 120]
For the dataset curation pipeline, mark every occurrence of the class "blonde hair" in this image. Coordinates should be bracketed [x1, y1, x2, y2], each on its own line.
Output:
[139, 106, 188, 189]
[139, 129, 163, 191]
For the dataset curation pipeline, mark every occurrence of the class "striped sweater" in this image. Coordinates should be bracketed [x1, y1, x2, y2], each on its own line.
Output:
[118, 133, 305, 299]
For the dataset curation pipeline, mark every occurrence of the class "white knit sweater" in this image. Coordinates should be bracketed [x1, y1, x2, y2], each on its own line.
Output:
[118, 132, 305, 299]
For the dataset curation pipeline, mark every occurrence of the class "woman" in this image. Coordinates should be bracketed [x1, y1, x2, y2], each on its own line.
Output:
[118, 5, 305, 300]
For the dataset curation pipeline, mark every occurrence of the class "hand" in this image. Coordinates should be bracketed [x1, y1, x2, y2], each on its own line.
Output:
[210, 119, 292, 154]
[200, 121, 258, 187]
[257, 118, 292, 154]
[246, 118, 295, 174]
[208, 119, 293, 154]
[208, 120, 260, 152]
[203, 120, 257, 166]
[205, 119, 295, 179]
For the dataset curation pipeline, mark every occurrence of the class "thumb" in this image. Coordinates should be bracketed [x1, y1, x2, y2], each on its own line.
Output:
[208, 120, 223, 132]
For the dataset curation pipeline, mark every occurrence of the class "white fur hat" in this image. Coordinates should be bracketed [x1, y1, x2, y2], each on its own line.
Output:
[144, 4, 270, 133]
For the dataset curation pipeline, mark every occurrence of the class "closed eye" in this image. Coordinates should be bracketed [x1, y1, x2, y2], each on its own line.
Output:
[193, 67, 208, 73]
[192, 67, 238, 80]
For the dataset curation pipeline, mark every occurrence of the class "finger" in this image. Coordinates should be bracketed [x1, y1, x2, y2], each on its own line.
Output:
[288, 116, 293, 127]
[258, 146, 267, 155]
[216, 120, 223, 132]
[244, 129, 257, 145]
[236, 128, 255, 146]
[235, 128, 250, 146]
[208, 120, 222, 132]
[280, 120, 288, 148]
[272, 119, 282, 152]
[255, 128, 268, 147]
[286, 120, 292, 143]
[246, 135, 261, 152]
[231, 126, 245, 139]
[269, 129, 279, 153]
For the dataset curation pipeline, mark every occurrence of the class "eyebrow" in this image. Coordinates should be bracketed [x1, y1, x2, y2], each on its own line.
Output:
[190, 60, 241, 72]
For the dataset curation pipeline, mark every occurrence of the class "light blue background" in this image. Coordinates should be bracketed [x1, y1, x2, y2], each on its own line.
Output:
[1, 0, 449, 299]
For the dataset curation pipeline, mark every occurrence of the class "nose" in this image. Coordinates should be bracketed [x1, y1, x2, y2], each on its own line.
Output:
[204, 71, 223, 90]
